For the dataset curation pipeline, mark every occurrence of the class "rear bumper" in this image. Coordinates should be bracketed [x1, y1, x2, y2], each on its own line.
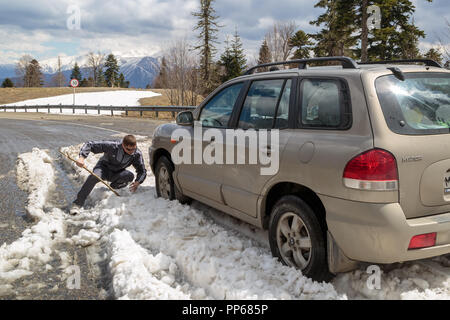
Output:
[320, 194, 450, 264]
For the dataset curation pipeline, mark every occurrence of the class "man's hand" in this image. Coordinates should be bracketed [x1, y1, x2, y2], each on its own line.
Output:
[129, 181, 140, 193]
[75, 157, 86, 168]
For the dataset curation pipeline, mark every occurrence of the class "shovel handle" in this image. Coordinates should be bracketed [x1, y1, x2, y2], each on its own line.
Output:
[59, 151, 121, 197]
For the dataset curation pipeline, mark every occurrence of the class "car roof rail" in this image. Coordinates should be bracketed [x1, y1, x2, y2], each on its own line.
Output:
[358, 59, 442, 68]
[244, 56, 359, 75]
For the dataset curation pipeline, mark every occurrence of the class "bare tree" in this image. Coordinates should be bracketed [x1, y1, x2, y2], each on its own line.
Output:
[265, 21, 297, 62]
[86, 52, 105, 87]
[15, 55, 33, 87]
[438, 19, 450, 63]
[162, 39, 201, 106]
[51, 56, 67, 87]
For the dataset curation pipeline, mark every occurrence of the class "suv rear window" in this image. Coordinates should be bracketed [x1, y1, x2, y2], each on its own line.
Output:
[376, 73, 450, 135]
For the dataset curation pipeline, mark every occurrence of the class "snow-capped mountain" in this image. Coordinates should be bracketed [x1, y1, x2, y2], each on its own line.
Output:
[0, 55, 160, 88]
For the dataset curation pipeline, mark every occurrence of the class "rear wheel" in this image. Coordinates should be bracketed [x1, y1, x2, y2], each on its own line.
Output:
[155, 156, 191, 204]
[269, 195, 333, 282]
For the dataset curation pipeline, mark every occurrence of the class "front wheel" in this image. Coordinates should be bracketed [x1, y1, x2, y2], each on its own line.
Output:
[155, 156, 191, 204]
[268, 195, 333, 282]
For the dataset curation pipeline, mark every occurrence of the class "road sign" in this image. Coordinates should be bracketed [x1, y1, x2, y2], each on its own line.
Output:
[70, 79, 79, 88]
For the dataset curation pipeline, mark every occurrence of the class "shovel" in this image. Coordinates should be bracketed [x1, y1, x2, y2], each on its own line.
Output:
[59, 151, 121, 197]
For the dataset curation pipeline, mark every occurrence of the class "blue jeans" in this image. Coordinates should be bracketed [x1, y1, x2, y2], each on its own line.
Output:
[74, 164, 134, 206]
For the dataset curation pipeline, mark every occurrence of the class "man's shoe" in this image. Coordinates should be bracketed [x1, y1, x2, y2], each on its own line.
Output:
[69, 204, 81, 216]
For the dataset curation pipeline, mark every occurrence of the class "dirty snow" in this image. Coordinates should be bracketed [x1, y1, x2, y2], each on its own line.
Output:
[5, 90, 161, 115]
[0, 148, 66, 296]
[2, 138, 449, 300]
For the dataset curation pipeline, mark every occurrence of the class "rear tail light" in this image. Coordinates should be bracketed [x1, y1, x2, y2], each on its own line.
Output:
[343, 149, 398, 191]
[408, 233, 437, 250]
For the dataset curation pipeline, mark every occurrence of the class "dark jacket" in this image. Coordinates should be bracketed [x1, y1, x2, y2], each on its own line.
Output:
[79, 140, 147, 184]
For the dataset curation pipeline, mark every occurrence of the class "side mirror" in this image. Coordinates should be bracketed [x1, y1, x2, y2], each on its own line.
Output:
[176, 111, 194, 126]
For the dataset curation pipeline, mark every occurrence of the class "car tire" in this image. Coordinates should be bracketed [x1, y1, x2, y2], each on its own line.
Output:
[155, 156, 191, 205]
[268, 195, 333, 282]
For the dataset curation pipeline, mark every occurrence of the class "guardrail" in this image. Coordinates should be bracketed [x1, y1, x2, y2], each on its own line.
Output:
[0, 105, 197, 118]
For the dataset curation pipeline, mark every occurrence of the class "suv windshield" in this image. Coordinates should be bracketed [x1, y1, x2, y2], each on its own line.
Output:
[376, 73, 450, 135]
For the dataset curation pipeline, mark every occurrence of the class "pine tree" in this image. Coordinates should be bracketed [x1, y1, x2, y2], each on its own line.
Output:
[118, 73, 129, 88]
[258, 39, 271, 65]
[289, 30, 313, 59]
[366, 0, 429, 60]
[153, 57, 167, 89]
[192, 0, 221, 93]
[24, 59, 43, 87]
[70, 62, 82, 82]
[96, 69, 106, 87]
[230, 28, 247, 76]
[219, 29, 247, 83]
[104, 54, 120, 87]
[310, 0, 358, 58]
[219, 37, 233, 82]
[1, 78, 14, 88]
[424, 48, 443, 65]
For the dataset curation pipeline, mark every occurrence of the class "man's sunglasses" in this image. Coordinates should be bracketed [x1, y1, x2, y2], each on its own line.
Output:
[124, 145, 136, 153]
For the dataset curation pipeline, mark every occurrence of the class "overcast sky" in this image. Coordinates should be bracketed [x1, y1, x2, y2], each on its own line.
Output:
[0, 0, 449, 64]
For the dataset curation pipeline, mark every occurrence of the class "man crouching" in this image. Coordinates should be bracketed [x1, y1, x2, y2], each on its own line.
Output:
[69, 135, 147, 215]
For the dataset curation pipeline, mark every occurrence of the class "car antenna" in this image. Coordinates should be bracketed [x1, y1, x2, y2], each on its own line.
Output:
[387, 67, 405, 81]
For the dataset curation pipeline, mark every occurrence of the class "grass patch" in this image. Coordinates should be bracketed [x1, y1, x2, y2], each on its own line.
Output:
[133, 89, 202, 119]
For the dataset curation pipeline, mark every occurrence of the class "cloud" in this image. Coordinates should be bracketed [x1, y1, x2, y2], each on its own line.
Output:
[0, 0, 449, 64]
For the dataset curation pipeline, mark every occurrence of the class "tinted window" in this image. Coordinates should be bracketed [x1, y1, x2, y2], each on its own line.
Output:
[300, 79, 350, 129]
[238, 79, 290, 129]
[376, 73, 450, 135]
[199, 83, 243, 128]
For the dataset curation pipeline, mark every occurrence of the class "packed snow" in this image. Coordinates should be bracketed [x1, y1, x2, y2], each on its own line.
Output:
[5, 90, 161, 115]
[1, 136, 449, 299]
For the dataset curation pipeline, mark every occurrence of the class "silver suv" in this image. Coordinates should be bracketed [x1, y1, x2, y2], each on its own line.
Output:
[149, 57, 450, 281]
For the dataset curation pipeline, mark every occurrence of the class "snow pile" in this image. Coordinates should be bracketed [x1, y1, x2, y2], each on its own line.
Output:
[60, 140, 338, 300]
[7, 141, 448, 300]
[0, 148, 65, 295]
[107, 229, 196, 300]
[5, 90, 162, 115]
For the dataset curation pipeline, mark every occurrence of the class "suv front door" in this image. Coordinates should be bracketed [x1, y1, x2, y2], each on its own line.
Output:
[176, 82, 245, 204]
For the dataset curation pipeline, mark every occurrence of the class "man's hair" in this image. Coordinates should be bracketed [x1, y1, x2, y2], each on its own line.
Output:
[123, 135, 137, 146]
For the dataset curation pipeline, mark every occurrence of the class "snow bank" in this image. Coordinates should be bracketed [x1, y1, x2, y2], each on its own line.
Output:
[0, 148, 65, 291]
[5, 90, 162, 115]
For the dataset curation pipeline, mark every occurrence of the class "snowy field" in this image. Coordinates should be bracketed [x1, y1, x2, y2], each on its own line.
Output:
[0, 136, 449, 299]
[4, 90, 161, 115]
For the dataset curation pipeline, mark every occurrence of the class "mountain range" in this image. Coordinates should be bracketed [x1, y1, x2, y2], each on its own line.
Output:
[0, 55, 161, 89]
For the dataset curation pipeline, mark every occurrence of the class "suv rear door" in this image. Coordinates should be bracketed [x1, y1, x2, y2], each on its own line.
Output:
[371, 71, 450, 219]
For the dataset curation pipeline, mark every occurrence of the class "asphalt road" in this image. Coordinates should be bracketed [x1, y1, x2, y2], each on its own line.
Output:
[0, 114, 163, 299]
